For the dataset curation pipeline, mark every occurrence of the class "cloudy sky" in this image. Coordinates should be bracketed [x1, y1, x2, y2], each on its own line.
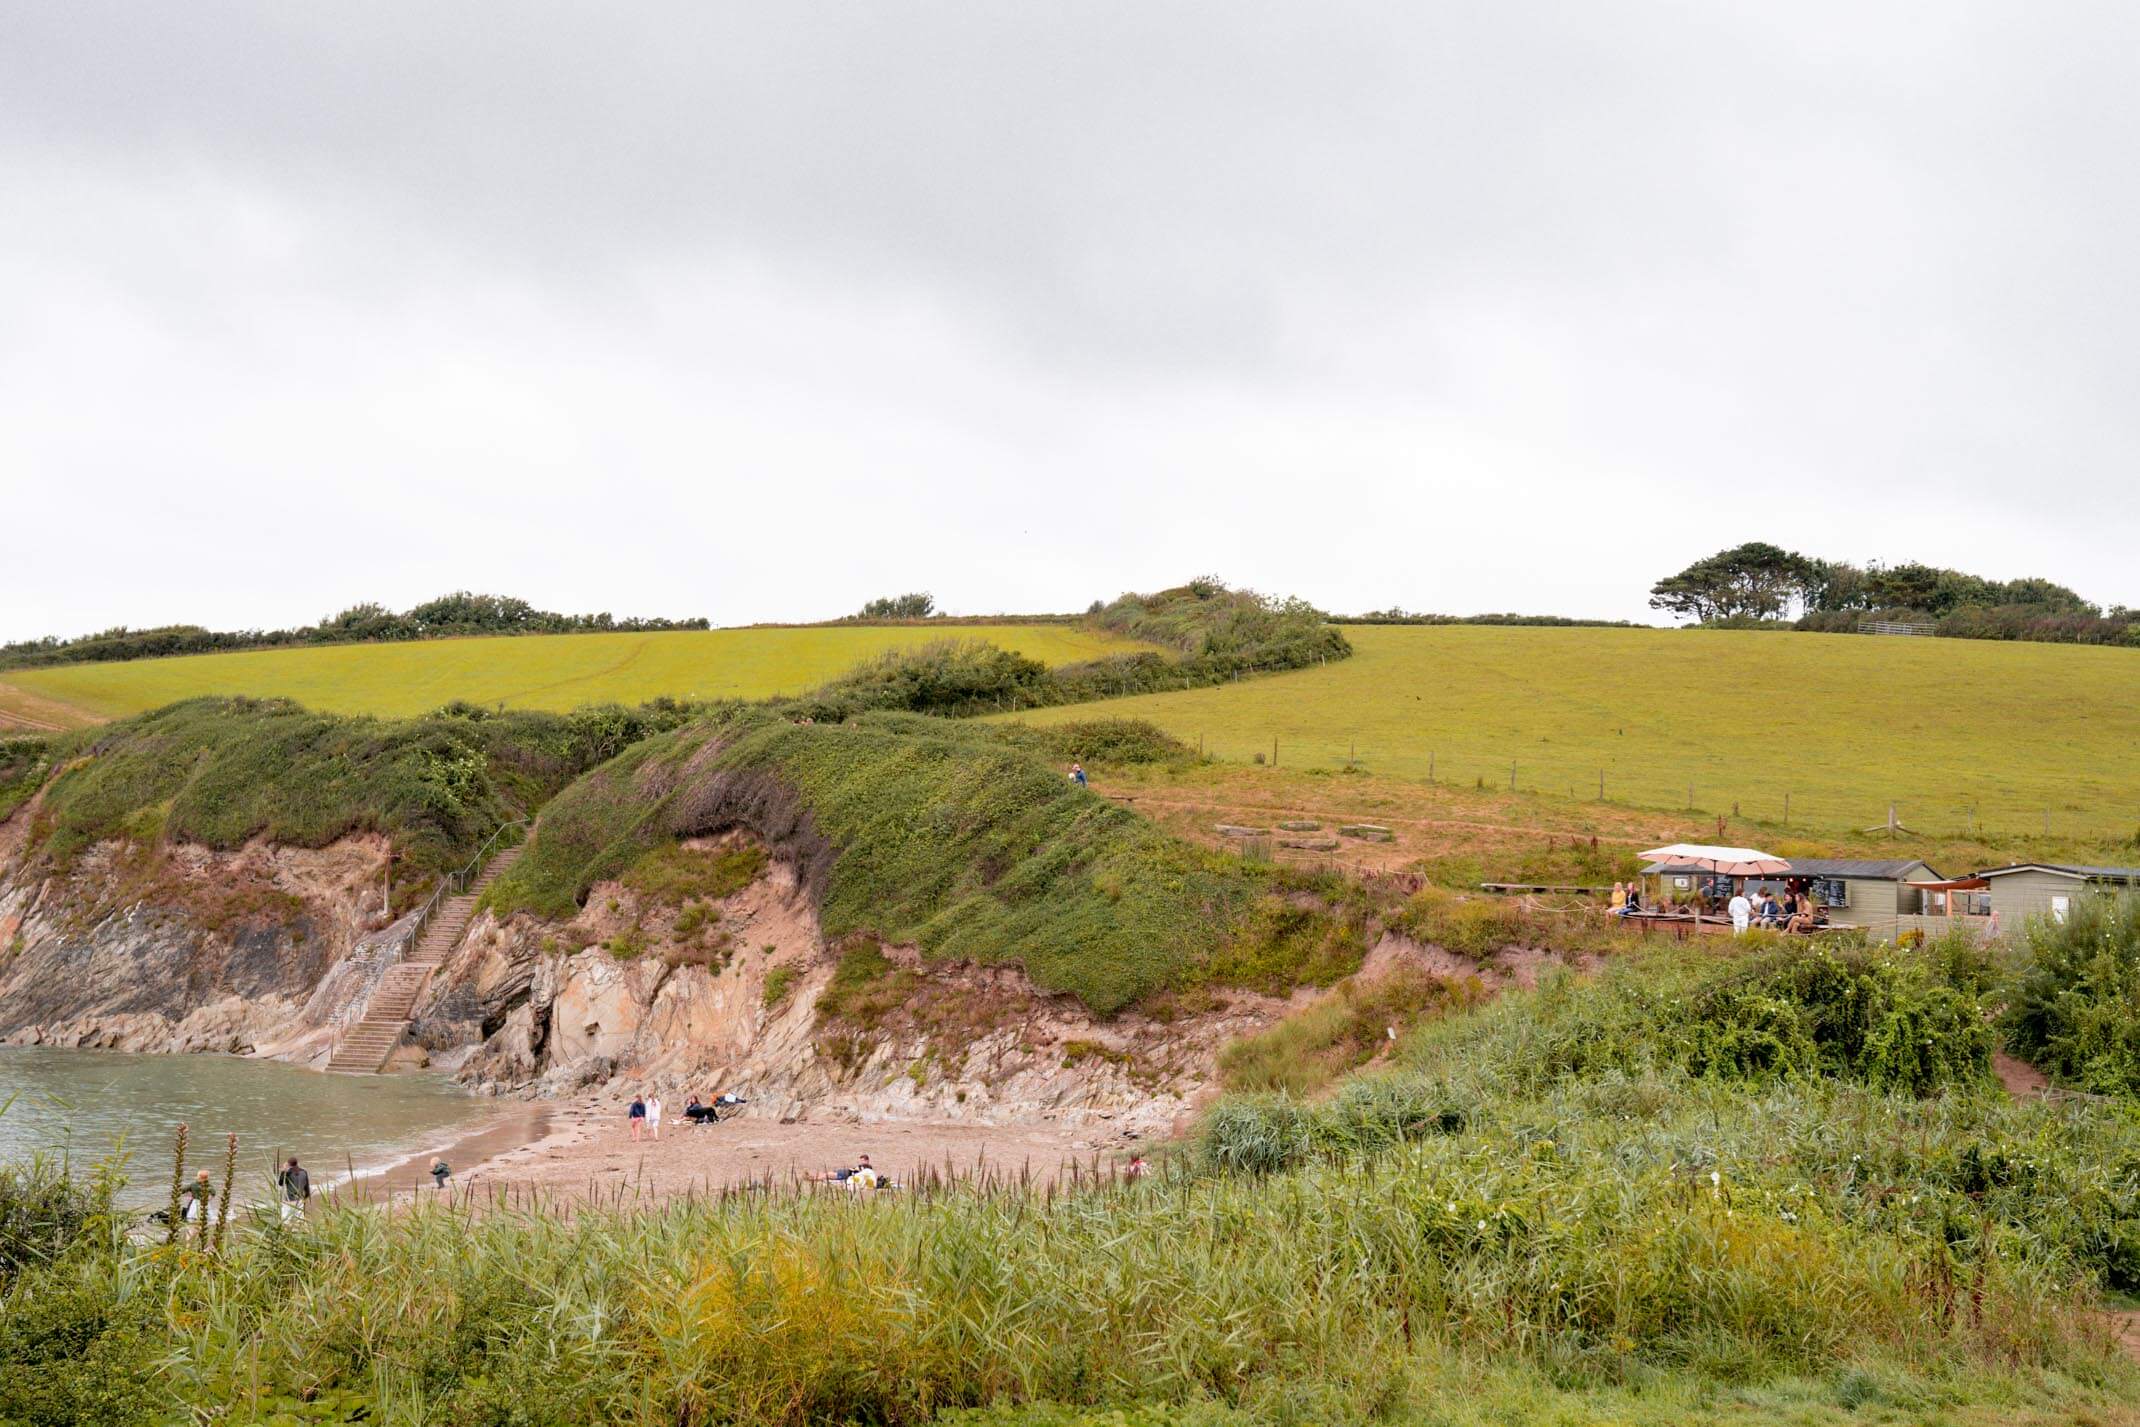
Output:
[4, 3, 2136, 640]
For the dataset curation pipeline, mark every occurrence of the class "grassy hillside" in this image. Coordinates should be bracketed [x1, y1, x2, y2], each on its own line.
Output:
[1000, 624, 2140, 840]
[0, 624, 1149, 727]
[487, 711, 1362, 1014]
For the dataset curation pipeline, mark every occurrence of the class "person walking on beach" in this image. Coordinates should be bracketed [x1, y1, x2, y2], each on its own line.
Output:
[646, 1093, 664, 1141]
[628, 1093, 647, 1142]
[277, 1156, 310, 1223]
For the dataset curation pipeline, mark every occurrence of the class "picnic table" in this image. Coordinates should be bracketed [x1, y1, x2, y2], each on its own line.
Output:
[1617, 910, 1827, 940]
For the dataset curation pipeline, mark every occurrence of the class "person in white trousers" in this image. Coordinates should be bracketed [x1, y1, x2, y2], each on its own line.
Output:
[646, 1094, 664, 1140]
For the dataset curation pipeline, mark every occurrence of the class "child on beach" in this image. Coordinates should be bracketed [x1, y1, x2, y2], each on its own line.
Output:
[628, 1094, 647, 1141]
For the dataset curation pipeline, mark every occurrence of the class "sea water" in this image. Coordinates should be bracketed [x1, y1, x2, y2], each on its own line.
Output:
[0, 1047, 495, 1205]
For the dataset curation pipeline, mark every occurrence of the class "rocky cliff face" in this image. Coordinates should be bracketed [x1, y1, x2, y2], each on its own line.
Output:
[428, 844, 1285, 1133]
[0, 834, 401, 1061]
[0, 820, 1284, 1131]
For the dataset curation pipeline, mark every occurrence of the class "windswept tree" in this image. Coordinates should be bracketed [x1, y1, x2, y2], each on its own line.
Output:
[853, 592, 936, 619]
[1647, 543, 1820, 623]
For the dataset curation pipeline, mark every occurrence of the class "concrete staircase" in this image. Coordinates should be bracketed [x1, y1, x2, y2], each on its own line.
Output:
[326, 843, 524, 1074]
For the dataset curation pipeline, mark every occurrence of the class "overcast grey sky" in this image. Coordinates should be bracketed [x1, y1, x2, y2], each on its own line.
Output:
[4, 3, 2137, 640]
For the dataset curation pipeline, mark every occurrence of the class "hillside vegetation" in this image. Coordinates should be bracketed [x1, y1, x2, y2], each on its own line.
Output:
[3, 932, 2134, 1424]
[5, 697, 691, 878]
[999, 624, 2140, 840]
[0, 624, 1147, 727]
[785, 581, 1352, 721]
[0, 590, 710, 674]
[487, 710, 1363, 1014]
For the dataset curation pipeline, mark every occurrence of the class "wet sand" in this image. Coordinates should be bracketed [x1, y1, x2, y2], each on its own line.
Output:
[322, 1101, 552, 1208]
[448, 1096, 1154, 1205]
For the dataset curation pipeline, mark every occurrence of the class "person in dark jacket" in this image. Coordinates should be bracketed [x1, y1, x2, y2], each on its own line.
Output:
[277, 1156, 311, 1222]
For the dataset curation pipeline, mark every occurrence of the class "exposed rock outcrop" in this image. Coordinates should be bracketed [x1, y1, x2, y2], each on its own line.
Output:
[0, 835, 397, 1061]
[433, 844, 1286, 1133]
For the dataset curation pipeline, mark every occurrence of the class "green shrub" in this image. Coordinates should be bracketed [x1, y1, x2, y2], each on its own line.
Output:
[0, 1262, 162, 1426]
[619, 839, 767, 906]
[2001, 889, 2140, 1095]
[996, 718, 1195, 767]
[1219, 968, 1479, 1095]
[761, 965, 798, 1010]
[813, 941, 913, 1028]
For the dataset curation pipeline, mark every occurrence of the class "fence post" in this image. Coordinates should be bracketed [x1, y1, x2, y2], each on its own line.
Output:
[1272, 736, 1278, 768]
[1784, 792, 1790, 827]
[1597, 770, 1604, 800]
[1428, 751, 1435, 782]
[1508, 760, 1517, 791]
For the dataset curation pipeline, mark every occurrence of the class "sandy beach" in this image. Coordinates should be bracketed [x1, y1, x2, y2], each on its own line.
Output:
[422, 1095, 1159, 1205]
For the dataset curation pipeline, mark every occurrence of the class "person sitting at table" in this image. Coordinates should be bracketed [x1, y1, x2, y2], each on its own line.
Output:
[1786, 893, 1820, 934]
[1609, 881, 1627, 914]
[1623, 883, 1642, 914]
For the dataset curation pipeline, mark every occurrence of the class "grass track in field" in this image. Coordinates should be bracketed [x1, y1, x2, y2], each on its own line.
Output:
[998, 625, 2140, 840]
[0, 624, 1147, 722]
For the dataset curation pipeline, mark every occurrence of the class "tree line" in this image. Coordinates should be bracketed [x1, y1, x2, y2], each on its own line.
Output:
[1649, 544, 2137, 646]
[0, 592, 710, 671]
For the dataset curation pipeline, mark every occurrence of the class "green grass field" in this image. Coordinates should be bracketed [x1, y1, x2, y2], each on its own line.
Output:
[999, 625, 2140, 840]
[0, 624, 1145, 725]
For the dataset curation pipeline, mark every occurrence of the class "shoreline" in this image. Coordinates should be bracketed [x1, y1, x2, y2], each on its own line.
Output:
[445, 1094, 1156, 1205]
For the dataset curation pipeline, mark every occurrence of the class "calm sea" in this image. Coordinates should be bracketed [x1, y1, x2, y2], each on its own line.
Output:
[0, 1047, 496, 1205]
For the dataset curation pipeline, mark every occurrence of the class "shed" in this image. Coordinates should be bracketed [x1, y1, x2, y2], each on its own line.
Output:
[1971, 864, 2140, 926]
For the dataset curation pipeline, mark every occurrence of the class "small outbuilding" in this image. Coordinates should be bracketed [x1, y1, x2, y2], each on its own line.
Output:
[1969, 863, 2140, 925]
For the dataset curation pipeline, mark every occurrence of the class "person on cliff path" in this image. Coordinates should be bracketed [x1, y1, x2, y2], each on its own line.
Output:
[277, 1156, 311, 1223]
[628, 1094, 647, 1142]
[646, 1094, 664, 1141]
[1069, 762, 1087, 788]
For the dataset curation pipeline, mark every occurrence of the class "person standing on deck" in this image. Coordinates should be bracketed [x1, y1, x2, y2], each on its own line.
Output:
[1727, 886, 1753, 935]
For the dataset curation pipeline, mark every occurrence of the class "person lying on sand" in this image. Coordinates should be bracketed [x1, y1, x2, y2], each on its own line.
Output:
[809, 1154, 879, 1189]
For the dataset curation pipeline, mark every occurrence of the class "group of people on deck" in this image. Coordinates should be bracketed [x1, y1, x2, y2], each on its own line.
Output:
[1611, 879, 1822, 934]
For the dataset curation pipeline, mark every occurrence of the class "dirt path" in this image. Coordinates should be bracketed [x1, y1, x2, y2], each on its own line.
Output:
[1993, 1051, 2052, 1099]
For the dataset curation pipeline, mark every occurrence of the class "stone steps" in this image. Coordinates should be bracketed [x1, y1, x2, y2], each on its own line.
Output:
[325, 842, 523, 1074]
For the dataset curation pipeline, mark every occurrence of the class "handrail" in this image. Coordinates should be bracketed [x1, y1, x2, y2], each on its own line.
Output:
[328, 817, 531, 1059]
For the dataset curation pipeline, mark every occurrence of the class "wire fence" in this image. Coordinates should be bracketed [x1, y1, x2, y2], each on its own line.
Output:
[1174, 732, 2136, 843]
